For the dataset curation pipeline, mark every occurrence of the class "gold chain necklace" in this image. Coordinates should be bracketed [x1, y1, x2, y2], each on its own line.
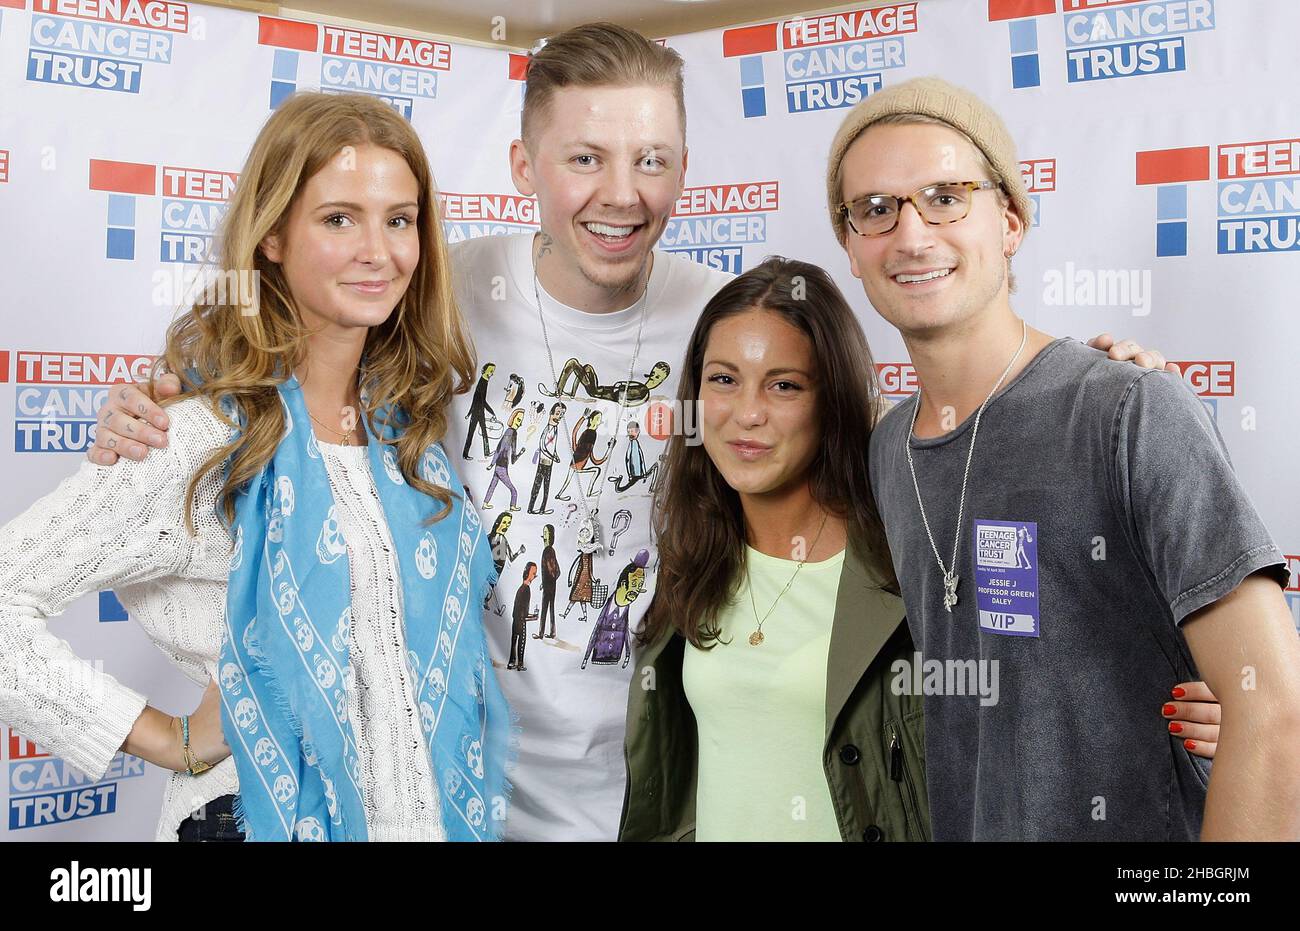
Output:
[306, 407, 354, 446]
[747, 510, 830, 646]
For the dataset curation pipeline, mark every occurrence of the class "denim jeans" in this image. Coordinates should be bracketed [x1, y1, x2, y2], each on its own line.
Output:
[176, 794, 245, 842]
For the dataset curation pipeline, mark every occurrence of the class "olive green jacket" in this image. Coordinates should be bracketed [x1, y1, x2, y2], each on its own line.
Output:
[619, 539, 931, 842]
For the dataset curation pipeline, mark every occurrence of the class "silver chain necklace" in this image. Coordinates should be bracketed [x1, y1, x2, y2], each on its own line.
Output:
[905, 319, 1027, 613]
[532, 237, 652, 548]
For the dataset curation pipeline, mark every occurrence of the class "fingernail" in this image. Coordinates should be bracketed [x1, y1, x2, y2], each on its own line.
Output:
[1184, 739, 1197, 751]
[1168, 722, 1183, 734]
[154, 416, 168, 428]
[1162, 703, 1177, 717]
[131, 445, 145, 458]
[1171, 687, 1186, 699]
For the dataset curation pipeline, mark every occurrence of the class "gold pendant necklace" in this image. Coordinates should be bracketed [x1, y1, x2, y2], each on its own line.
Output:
[747, 510, 829, 646]
[307, 408, 353, 446]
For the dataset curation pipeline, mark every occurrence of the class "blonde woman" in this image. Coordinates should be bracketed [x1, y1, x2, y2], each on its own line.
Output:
[0, 93, 509, 841]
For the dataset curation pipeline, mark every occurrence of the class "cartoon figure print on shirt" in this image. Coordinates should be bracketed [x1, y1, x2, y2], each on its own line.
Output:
[528, 402, 566, 515]
[509, 561, 539, 671]
[554, 409, 615, 502]
[488, 512, 525, 616]
[534, 524, 561, 641]
[562, 520, 602, 624]
[483, 408, 526, 511]
[539, 357, 671, 405]
[606, 420, 663, 493]
[463, 362, 499, 460]
[581, 549, 649, 670]
[457, 333, 691, 674]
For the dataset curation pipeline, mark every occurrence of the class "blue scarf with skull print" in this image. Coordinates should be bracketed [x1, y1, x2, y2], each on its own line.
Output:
[216, 375, 511, 841]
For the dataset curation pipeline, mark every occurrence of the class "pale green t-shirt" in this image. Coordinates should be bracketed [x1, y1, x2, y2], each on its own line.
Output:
[683, 545, 846, 842]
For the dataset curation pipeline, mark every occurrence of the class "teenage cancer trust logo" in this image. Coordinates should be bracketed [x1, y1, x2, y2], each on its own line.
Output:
[722, 3, 917, 117]
[660, 182, 778, 274]
[90, 159, 235, 262]
[989, 0, 1216, 89]
[12, 351, 154, 453]
[256, 15, 449, 116]
[1168, 359, 1234, 423]
[1021, 157, 1056, 227]
[6, 730, 145, 831]
[877, 361, 918, 412]
[24, 0, 189, 94]
[1136, 137, 1300, 256]
[439, 192, 538, 243]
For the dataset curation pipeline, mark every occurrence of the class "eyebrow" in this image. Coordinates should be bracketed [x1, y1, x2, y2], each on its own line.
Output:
[566, 140, 679, 154]
[704, 360, 813, 379]
[842, 179, 961, 202]
[313, 201, 419, 212]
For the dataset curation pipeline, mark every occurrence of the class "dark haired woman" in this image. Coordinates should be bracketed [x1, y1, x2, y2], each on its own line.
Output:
[620, 257, 1220, 842]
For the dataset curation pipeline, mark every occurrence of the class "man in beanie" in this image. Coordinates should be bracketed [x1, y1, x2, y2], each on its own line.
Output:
[830, 77, 1300, 840]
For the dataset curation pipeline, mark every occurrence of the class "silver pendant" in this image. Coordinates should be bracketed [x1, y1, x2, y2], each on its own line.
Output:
[942, 571, 959, 613]
[582, 514, 603, 550]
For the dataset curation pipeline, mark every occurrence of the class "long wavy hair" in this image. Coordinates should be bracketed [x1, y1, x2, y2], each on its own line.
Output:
[640, 257, 898, 650]
[155, 92, 474, 532]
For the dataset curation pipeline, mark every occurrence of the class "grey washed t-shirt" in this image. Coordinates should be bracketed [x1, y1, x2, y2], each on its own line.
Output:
[869, 338, 1287, 841]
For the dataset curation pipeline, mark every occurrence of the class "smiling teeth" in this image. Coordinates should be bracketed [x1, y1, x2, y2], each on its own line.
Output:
[896, 269, 952, 283]
[585, 222, 633, 238]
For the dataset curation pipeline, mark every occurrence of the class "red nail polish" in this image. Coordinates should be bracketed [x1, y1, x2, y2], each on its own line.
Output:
[1162, 703, 1177, 716]
[1168, 722, 1183, 734]
[1184, 739, 1197, 751]
[1171, 687, 1186, 699]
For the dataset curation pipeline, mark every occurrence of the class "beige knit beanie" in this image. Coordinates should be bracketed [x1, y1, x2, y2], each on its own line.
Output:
[825, 76, 1032, 246]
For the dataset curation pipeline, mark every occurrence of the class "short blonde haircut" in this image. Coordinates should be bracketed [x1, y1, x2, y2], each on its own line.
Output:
[521, 23, 686, 148]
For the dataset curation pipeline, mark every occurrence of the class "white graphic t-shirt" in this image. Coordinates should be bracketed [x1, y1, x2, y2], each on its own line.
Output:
[448, 232, 732, 840]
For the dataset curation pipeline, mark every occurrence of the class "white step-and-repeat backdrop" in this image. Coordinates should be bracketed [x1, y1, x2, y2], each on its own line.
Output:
[0, 0, 1295, 839]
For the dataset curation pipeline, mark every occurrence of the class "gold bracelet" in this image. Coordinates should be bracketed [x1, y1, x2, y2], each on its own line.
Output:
[181, 715, 214, 776]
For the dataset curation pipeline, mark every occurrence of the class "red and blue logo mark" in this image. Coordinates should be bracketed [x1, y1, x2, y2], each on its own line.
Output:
[89, 159, 234, 262]
[439, 192, 538, 243]
[660, 182, 779, 274]
[1021, 158, 1056, 226]
[257, 16, 450, 116]
[1137, 138, 1299, 256]
[1167, 359, 1233, 423]
[11, 350, 155, 453]
[6, 730, 146, 830]
[22, 0, 189, 94]
[990, 0, 1216, 89]
[722, 3, 917, 118]
[99, 591, 128, 621]
[877, 362, 918, 408]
